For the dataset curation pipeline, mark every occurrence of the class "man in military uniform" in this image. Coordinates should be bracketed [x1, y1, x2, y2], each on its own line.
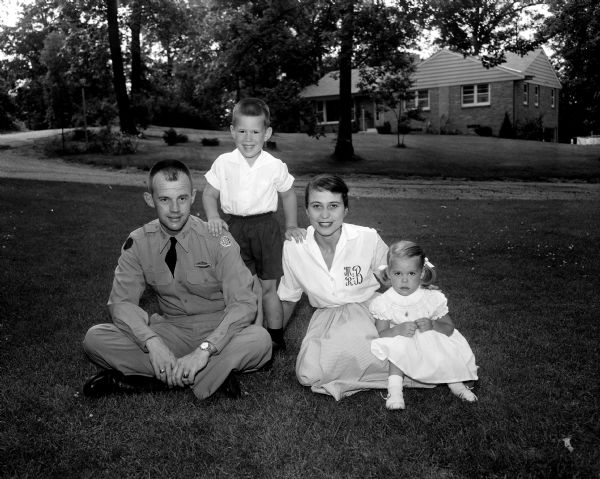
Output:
[82, 160, 272, 399]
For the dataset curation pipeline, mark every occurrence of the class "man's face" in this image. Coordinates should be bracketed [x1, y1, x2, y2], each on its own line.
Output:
[230, 114, 272, 163]
[144, 173, 196, 235]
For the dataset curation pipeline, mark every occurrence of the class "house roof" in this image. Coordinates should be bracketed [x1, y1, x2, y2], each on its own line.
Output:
[300, 48, 561, 98]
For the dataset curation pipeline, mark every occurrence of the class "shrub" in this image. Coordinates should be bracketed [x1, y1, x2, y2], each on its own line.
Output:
[475, 126, 493, 137]
[201, 137, 220, 146]
[163, 128, 188, 146]
[515, 116, 544, 141]
[499, 112, 516, 139]
[376, 122, 392, 134]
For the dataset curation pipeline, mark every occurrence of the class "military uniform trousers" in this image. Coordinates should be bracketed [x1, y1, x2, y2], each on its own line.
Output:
[83, 312, 272, 399]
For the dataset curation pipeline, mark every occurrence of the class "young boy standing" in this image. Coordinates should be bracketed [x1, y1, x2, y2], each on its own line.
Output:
[202, 98, 305, 352]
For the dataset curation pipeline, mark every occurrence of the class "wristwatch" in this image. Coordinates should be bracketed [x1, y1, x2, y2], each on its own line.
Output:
[199, 341, 216, 356]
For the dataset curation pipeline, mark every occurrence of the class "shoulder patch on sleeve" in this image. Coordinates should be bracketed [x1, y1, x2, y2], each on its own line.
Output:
[123, 237, 134, 250]
[219, 235, 232, 248]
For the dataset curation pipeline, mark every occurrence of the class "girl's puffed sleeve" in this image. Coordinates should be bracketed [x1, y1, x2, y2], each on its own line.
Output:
[429, 290, 449, 319]
[368, 295, 389, 321]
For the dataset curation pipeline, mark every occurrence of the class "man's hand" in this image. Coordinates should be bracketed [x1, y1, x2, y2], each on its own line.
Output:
[285, 226, 306, 243]
[172, 348, 211, 388]
[207, 217, 229, 237]
[415, 317, 434, 332]
[146, 337, 177, 387]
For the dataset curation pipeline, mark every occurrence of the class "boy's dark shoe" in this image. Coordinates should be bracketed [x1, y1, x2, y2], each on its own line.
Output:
[272, 338, 287, 353]
[83, 369, 166, 397]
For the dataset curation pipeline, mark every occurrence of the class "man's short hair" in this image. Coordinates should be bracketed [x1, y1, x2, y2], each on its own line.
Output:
[231, 98, 271, 128]
[148, 160, 192, 193]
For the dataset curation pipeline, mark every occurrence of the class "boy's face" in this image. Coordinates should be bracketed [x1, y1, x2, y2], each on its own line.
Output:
[144, 173, 196, 235]
[230, 114, 272, 163]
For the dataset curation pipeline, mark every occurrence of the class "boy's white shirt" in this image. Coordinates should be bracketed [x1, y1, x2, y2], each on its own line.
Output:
[277, 223, 388, 308]
[204, 148, 294, 215]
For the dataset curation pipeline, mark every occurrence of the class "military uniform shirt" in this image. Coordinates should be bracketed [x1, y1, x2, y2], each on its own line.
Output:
[108, 215, 257, 353]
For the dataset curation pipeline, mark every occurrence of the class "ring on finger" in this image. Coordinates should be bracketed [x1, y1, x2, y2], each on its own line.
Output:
[159, 368, 166, 374]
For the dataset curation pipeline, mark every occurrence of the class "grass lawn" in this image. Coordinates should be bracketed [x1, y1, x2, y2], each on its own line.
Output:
[1, 178, 599, 478]
[35, 126, 600, 182]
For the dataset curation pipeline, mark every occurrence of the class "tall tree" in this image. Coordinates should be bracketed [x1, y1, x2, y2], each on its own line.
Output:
[105, 0, 136, 133]
[330, 0, 423, 160]
[541, 0, 600, 138]
[427, 0, 546, 67]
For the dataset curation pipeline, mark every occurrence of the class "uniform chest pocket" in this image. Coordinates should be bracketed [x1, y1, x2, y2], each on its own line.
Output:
[145, 270, 172, 286]
[186, 270, 223, 300]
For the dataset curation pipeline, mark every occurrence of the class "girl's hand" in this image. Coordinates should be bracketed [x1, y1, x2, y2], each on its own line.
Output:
[415, 317, 434, 332]
[392, 322, 418, 337]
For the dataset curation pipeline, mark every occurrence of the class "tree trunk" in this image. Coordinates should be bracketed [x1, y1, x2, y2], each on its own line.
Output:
[106, 0, 137, 134]
[130, 0, 142, 95]
[334, 0, 355, 160]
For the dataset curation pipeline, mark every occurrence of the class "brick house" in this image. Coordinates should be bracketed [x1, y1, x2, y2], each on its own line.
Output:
[300, 48, 561, 141]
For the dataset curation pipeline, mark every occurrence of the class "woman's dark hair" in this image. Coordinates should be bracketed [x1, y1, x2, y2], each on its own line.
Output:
[304, 174, 349, 208]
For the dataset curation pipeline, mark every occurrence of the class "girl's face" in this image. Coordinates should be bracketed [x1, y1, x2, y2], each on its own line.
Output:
[388, 256, 423, 296]
[306, 189, 348, 240]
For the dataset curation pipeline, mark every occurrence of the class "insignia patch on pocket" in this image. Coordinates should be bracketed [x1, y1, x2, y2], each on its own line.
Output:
[219, 236, 232, 248]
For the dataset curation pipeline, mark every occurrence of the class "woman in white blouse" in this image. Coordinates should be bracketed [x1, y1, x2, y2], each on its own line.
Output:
[277, 174, 392, 400]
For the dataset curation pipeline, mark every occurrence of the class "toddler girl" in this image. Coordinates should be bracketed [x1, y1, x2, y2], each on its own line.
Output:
[370, 240, 478, 410]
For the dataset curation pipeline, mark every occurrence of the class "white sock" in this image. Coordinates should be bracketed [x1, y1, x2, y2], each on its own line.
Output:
[386, 375, 405, 410]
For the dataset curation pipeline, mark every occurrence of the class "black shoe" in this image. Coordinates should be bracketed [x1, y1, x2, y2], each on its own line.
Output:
[272, 339, 287, 353]
[217, 373, 241, 399]
[83, 369, 166, 398]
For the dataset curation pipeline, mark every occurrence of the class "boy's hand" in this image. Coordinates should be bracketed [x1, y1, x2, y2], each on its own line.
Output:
[285, 226, 306, 243]
[207, 217, 229, 237]
[415, 317, 434, 332]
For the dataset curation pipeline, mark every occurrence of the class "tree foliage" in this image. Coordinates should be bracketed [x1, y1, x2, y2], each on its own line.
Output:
[541, 0, 600, 138]
[427, 0, 546, 67]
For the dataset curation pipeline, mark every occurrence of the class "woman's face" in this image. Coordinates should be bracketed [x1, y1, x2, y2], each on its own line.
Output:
[306, 188, 348, 239]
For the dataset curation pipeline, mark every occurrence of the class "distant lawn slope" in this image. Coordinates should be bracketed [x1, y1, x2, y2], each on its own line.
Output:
[26, 126, 600, 182]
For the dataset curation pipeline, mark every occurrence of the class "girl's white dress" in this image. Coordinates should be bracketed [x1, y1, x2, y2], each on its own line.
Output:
[370, 288, 478, 384]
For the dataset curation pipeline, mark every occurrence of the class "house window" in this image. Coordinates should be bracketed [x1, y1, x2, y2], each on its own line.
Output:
[551, 89, 555, 108]
[462, 84, 490, 107]
[523, 83, 529, 105]
[534, 85, 539, 107]
[316, 100, 340, 123]
[406, 89, 430, 110]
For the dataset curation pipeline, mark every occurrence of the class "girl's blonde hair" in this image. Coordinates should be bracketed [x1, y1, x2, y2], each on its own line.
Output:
[381, 240, 437, 286]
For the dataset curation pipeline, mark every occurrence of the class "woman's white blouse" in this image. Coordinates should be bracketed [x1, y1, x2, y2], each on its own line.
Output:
[278, 223, 388, 308]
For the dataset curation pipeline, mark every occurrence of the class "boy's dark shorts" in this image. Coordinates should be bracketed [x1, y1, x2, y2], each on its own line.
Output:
[227, 212, 283, 281]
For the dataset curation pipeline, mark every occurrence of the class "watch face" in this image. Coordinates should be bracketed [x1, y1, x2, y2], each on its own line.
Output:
[201, 342, 209, 350]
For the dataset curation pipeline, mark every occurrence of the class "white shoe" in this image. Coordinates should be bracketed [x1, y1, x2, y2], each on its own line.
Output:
[451, 386, 478, 402]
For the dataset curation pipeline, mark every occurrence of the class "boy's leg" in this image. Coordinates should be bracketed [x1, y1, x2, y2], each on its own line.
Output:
[261, 278, 286, 351]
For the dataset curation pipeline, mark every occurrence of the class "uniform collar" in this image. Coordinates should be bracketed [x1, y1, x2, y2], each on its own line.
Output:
[158, 217, 193, 253]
